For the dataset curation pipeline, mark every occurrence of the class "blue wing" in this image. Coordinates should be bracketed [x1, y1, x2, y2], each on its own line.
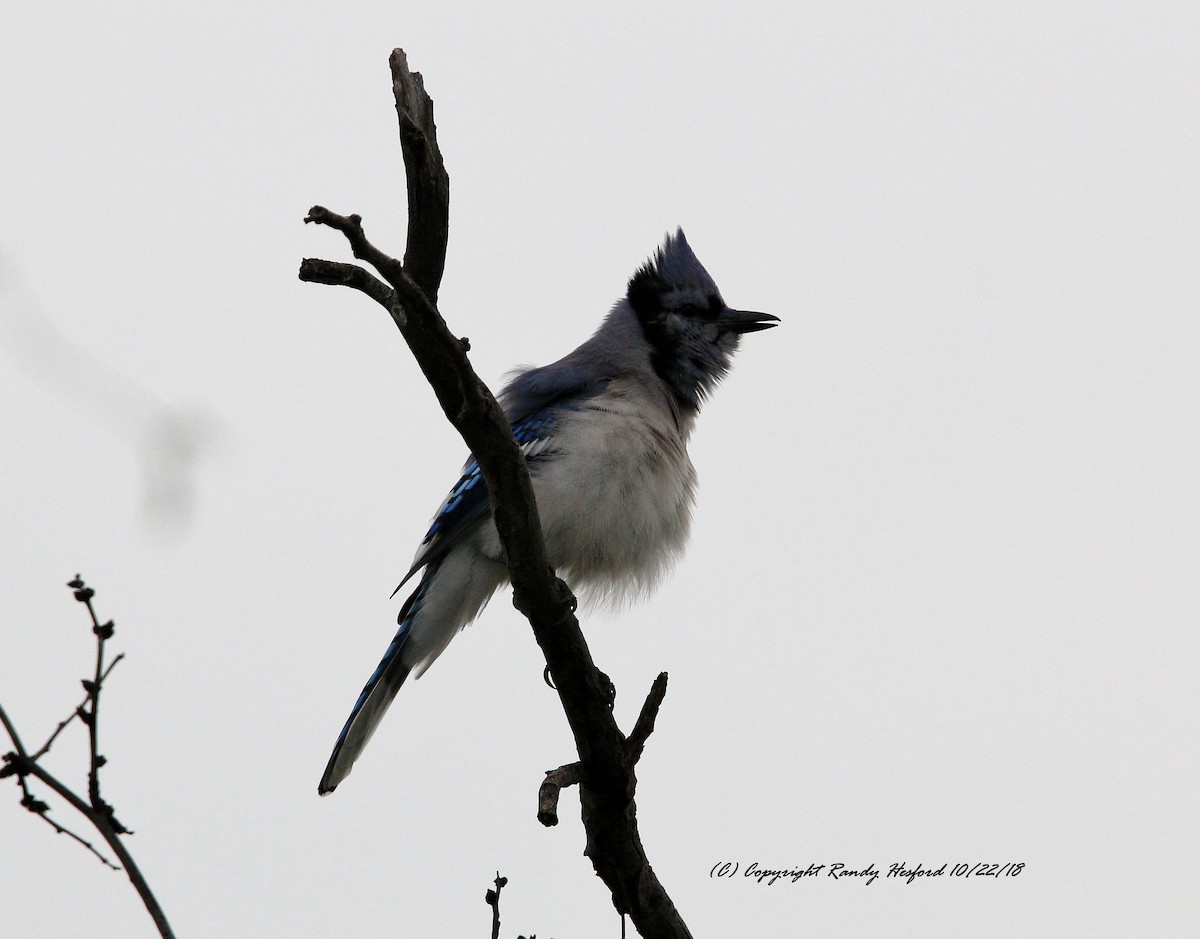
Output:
[390, 363, 612, 595]
[391, 411, 563, 596]
[500, 361, 611, 425]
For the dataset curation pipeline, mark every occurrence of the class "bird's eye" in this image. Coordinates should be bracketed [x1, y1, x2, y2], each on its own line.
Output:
[677, 298, 719, 321]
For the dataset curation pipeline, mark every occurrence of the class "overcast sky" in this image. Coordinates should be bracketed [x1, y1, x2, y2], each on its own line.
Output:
[2, 2, 1197, 936]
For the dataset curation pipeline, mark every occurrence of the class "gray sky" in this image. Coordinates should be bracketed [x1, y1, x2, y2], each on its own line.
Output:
[2, 2, 1196, 936]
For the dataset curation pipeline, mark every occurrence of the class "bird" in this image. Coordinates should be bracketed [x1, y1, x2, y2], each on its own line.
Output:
[319, 229, 778, 794]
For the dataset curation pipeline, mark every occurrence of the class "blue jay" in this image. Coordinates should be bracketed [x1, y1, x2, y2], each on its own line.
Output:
[320, 229, 777, 794]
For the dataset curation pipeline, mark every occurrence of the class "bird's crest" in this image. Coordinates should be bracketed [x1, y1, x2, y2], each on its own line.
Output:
[626, 228, 722, 315]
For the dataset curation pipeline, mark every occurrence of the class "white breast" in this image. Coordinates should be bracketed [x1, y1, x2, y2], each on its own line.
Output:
[526, 379, 697, 605]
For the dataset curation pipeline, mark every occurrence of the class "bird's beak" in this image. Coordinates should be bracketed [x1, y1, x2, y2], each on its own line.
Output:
[723, 309, 780, 334]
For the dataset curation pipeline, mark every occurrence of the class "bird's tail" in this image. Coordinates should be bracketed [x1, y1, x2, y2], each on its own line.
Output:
[318, 571, 431, 795]
[318, 549, 506, 795]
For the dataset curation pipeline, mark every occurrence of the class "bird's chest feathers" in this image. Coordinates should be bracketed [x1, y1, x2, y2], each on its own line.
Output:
[532, 391, 696, 594]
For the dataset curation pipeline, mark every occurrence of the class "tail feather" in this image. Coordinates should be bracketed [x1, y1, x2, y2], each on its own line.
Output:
[319, 547, 508, 795]
[318, 572, 433, 795]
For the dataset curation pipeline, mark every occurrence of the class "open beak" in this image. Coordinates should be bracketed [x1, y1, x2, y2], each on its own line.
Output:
[723, 309, 780, 334]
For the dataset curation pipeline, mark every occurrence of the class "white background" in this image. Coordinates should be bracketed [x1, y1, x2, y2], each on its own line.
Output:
[2, 3, 1197, 936]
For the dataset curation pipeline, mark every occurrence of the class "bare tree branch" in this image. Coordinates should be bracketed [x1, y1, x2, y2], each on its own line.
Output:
[301, 48, 692, 938]
[391, 48, 450, 301]
[627, 673, 669, 765]
[0, 578, 176, 939]
[297, 256, 399, 321]
[67, 577, 127, 835]
[2, 709, 119, 868]
[538, 762, 583, 828]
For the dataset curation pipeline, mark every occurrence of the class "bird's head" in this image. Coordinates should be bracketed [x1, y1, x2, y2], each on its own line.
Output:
[627, 228, 778, 411]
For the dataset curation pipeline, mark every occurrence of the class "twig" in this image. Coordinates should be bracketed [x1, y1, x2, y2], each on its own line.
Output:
[61, 576, 128, 835]
[626, 673, 669, 764]
[537, 762, 583, 828]
[0, 577, 175, 938]
[0, 712, 121, 870]
[484, 872, 508, 939]
[31, 654, 125, 761]
[2, 744, 120, 868]
[297, 256, 399, 323]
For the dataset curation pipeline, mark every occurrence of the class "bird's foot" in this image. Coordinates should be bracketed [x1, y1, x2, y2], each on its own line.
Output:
[598, 670, 616, 709]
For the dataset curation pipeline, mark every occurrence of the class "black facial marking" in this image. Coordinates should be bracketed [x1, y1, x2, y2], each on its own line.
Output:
[626, 265, 665, 319]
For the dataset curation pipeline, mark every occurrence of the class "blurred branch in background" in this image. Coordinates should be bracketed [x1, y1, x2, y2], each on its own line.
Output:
[0, 576, 176, 938]
[0, 258, 220, 535]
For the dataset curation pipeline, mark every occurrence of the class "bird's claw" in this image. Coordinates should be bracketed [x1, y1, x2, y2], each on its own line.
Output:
[598, 670, 616, 709]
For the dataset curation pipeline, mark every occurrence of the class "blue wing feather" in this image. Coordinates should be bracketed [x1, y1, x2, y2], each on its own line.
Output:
[391, 364, 612, 594]
[501, 363, 610, 424]
[392, 411, 567, 594]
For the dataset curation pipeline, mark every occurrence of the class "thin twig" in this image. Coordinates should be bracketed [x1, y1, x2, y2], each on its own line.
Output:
[626, 673, 669, 764]
[297, 257, 400, 322]
[16, 755, 172, 934]
[65, 576, 127, 835]
[0, 578, 175, 938]
[484, 872, 507, 939]
[31, 654, 124, 761]
[14, 763, 121, 869]
[0, 699, 28, 757]
[302, 208, 406, 287]
[2, 711, 121, 872]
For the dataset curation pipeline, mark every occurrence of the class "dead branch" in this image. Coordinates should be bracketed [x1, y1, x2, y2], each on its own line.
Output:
[538, 762, 583, 828]
[300, 48, 691, 938]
